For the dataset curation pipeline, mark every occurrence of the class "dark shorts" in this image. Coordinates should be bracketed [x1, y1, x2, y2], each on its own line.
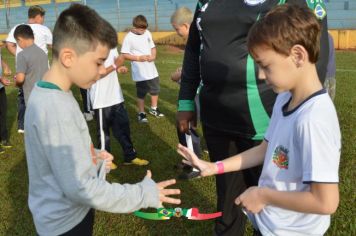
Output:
[136, 77, 160, 99]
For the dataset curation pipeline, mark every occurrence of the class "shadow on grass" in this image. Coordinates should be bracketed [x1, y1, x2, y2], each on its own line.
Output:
[87, 85, 215, 234]
[6, 155, 35, 235]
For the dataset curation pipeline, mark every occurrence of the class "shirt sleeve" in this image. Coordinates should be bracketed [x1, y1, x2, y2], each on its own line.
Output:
[6, 25, 17, 43]
[148, 31, 156, 48]
[45, 27, 53, 45]
[296, 119, 341, 183]
[40, 112, 160, 213]
[120, 34, 131, 54]
[16, 52, 27, 74]
[178, 1, 205, 111]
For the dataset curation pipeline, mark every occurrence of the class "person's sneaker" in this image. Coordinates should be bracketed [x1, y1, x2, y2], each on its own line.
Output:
[137, 113, 148, 123]
[0, 147, 5, 154]
[124, 157, 149, 166]
[0, 141, 12, 149]
[18, 129, 25, 134]
[148, 107, 164, 117]
[83, 112, 93, 121]
[111, 162, 118, 170]
[178, 170, 201, 180]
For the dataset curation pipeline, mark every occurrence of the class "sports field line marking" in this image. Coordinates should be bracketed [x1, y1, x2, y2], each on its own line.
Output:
[336, 69, 356, 73]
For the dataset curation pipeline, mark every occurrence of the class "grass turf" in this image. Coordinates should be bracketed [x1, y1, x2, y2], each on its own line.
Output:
[0, 46, 354, 235]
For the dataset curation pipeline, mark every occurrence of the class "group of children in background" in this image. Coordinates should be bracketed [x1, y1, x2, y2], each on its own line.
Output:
[0, 3, 341, 236]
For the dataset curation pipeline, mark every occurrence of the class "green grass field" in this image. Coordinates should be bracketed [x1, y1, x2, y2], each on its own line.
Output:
[0, 45, 355, 235]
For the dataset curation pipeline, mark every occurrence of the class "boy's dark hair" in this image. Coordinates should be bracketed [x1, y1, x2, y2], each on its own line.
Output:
[14, 24, 34, 40]
[133, 15, 148, 29]
[28, 5, 46, 19]
[52, 4, 117, 59]
[248, 4, 321, 63]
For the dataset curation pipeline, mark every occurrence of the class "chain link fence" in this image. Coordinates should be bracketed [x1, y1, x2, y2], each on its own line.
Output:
[0, 0, 196, 33]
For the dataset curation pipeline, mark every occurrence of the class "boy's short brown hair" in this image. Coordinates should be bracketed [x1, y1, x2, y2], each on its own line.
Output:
[248, 4, 321, 63]
[52, 4, 117, 59]
[28, 5, 46, 19]
[133, 15, 148, 29]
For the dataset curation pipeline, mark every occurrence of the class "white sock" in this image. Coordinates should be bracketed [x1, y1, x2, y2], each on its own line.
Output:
[151, 106, 157, 110]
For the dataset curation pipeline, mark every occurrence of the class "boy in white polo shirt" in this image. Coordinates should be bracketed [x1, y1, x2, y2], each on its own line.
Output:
[177, 5, 341, 235]
[121, 15, 164, 123]
[90, 48, 149, 166]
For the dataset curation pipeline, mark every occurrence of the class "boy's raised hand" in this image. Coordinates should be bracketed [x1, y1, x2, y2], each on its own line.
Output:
[177, 144, 217, 177]
[145, 170, 181, 205]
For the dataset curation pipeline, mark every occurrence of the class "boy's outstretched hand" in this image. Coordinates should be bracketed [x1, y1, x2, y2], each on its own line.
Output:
[145, 170, 181, 205]
[177, 144, 217, 177]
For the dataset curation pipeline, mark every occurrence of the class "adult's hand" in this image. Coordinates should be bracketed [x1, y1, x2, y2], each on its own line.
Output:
[176, 111, 196, 134]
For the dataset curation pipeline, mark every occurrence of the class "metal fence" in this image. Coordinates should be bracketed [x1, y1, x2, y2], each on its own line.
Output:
[0, 0, 196, 33]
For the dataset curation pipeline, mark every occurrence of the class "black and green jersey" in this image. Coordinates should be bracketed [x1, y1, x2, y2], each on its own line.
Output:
[178, 0, 329, 140]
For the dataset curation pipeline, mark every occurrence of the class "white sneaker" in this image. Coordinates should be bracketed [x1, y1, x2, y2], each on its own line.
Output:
[148, 107, 164, 117]
[83, 112, 93, 121]
[137, 113, 148, 123]
[18, 129, 25, 134]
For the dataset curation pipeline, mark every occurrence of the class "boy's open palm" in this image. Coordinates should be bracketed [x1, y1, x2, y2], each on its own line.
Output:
[177, 144, 216, 177]
[145, 170, 181, 206]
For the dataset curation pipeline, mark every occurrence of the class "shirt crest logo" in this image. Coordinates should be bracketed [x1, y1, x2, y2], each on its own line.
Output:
[272, 145, 289, 169]
[244, 0, 266, 6]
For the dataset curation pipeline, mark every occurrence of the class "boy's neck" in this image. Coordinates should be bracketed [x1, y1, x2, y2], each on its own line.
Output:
[22, 40, 34, 49]
[288, 64, 322, 111]
[42, 63, 72, 92]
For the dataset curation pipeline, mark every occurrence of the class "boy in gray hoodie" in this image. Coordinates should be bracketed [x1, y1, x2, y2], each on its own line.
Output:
[24, 4, 180, 235]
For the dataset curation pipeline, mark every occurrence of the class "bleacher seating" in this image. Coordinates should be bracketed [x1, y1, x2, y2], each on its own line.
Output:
[326, 0, 356, 29]
[0, 0, 354, 34]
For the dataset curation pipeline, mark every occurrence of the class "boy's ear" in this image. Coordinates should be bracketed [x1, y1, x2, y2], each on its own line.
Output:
[59, 48, 77, 68]
[290, 44, 307, 68]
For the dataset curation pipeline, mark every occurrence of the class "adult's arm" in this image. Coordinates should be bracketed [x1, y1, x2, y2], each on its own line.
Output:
[178, 1, 203, 111]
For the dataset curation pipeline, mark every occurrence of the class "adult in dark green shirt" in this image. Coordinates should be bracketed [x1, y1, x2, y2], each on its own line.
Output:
[177, 0, 329, 235]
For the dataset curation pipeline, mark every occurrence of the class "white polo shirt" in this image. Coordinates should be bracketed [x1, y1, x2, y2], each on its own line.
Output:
[121, 30, 158, 82]
[90, 48, 124, 109]
[6, 23, 52, 56]
[252, 90, 341, 236]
